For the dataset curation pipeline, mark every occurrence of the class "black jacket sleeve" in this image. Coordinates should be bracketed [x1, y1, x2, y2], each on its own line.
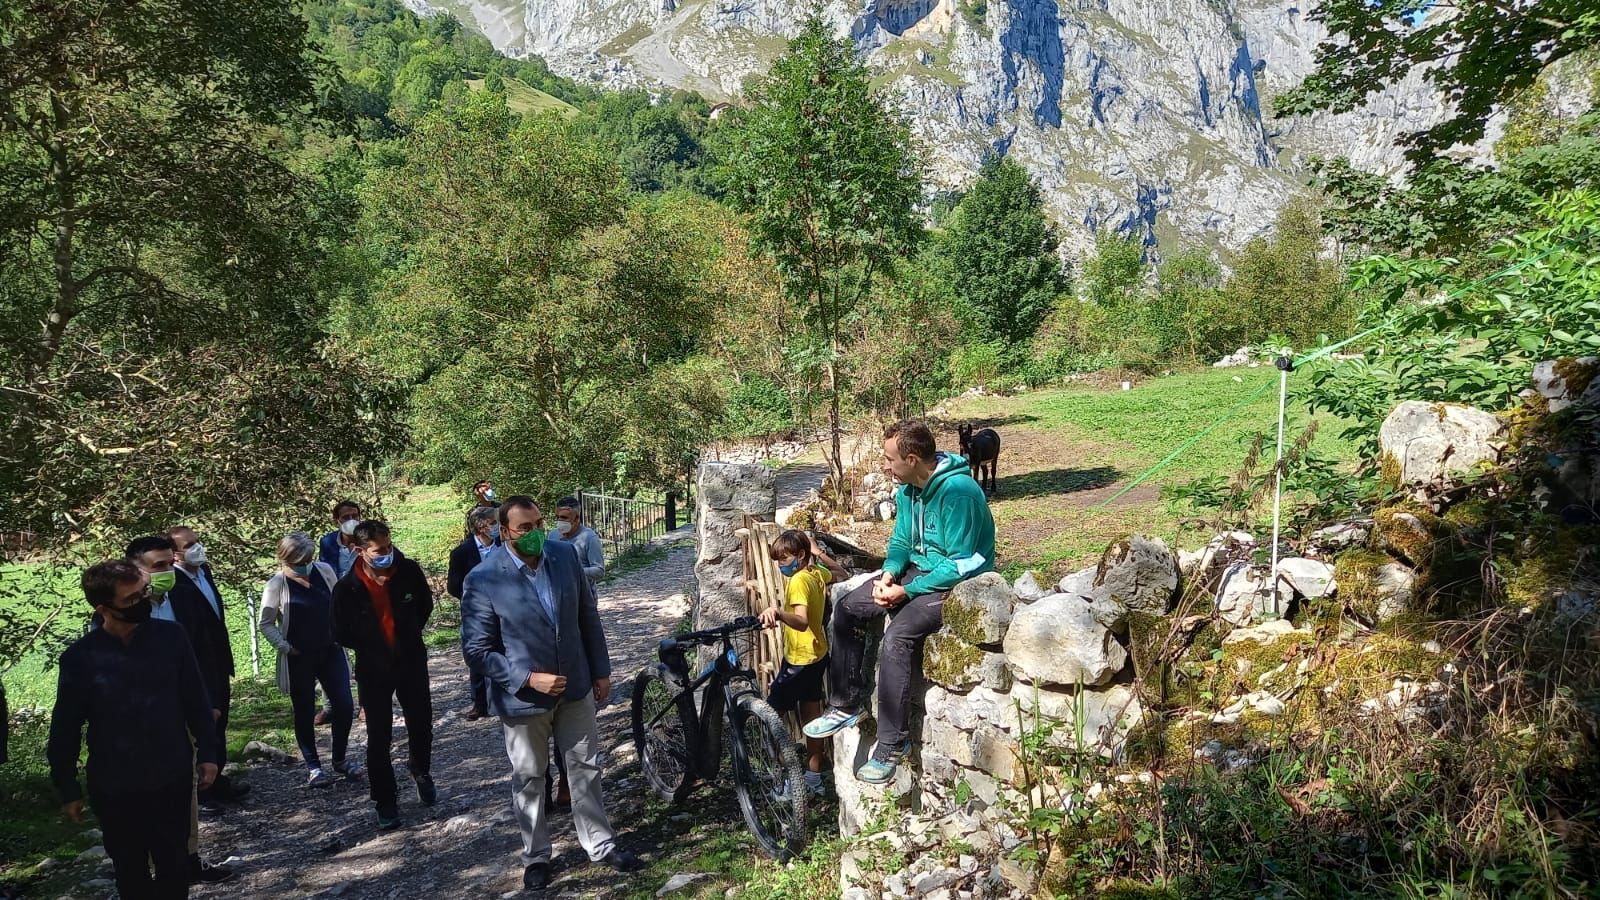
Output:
[330, 577, 361, 651]
[177, 631, 219, 767]
[446, 540, 472, 600]
[46, 646, 88, 803]
[411, 561, 435, 628]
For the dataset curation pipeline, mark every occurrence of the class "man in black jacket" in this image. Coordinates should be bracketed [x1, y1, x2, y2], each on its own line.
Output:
[50, 559, 219, 900]
[332, 520, 436, 829]
[167, 525, 249, 812]
[448, 505, 500, 720]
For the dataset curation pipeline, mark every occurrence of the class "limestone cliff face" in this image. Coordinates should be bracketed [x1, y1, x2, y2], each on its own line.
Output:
[416, 0, 1445, 254]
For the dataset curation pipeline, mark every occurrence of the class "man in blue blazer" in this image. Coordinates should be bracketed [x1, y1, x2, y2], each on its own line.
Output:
[461, 495, 641, 890]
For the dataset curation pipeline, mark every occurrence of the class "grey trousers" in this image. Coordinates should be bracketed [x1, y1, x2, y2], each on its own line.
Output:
[502, 693, 616, 866]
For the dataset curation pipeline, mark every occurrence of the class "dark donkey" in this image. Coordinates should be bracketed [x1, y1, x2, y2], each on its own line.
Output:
[957, 423, 1001, 496]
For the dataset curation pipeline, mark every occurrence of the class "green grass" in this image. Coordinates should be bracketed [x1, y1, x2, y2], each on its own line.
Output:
[943, 367, 1359, 580]
[465, 76, 578, 118]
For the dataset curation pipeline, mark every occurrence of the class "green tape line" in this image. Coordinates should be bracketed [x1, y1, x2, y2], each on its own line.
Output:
[1094, 376, 1277, 509]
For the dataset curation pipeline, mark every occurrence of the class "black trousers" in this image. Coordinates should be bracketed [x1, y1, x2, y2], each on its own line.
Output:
[198, 680, 231, 801]
[358, 655, 434, 810]
[826, 566, 947, 747]
[91, 781, 191, 900]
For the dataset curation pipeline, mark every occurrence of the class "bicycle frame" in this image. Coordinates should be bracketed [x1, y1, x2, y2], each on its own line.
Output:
[653, 630, 761, 784]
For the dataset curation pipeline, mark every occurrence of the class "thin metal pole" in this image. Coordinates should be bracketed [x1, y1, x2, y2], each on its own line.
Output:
[248, 588, 260, 677]
[1270, 356, 1291, 616]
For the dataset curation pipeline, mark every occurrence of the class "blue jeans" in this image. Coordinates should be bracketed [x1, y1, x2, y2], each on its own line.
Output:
[287, 644, 353, 770]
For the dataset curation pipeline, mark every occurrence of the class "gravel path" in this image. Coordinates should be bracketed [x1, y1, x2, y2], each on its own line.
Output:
[190, 533, 698, 900]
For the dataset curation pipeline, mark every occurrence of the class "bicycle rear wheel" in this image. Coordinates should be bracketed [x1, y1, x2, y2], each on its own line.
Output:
[729, 693, 806, 860]
[631, 665, 694, 802]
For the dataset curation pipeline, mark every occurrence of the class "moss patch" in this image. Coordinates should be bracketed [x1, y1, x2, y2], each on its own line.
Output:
[1334, 549, 1395, 623]
[924, 630, 984, 687]
[1552, 356, 1599, 398]
[941, 588, 987, 646]
[1374, 504, 1442, 568]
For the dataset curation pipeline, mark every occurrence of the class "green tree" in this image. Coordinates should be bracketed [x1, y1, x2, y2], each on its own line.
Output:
[719, 16, 923, 499]
[932, 157, 1064, 348]
[1275, 0, 1600, 165]
[1080, 231, 1147, 309]
[1220, 199, 1350, 348]
[1145, 249, 1229, 362]
[355, 93, 713, 498]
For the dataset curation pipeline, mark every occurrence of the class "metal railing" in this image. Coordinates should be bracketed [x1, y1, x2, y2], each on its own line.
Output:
[578, 488, 689, 559]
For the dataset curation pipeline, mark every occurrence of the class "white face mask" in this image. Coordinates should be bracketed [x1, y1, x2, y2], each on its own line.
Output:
[340, 518, 358, 536]
[483, 488, 496, 501]
[183, 543, 207, 567]
[554, 520, 574, 537]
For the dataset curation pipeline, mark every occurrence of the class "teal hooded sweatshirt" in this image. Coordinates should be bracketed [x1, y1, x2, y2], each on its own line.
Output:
[884, 452, 997, 596]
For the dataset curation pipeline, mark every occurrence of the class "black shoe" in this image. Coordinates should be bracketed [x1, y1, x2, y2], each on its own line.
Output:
[597, 847, 642, 873]
[198, 797, 225, 817]
[188, 855, 236, 885]
[219, 781, 252, 803]
[377, 803, 401, 830]
[523, 862, 551, 890]
[415, 774, 437, 806]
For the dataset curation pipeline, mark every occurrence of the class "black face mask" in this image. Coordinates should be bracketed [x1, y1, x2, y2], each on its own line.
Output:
[107, 594, 153, 625]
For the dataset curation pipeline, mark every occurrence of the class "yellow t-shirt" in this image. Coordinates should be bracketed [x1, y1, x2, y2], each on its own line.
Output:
[781, 563, 831, 666]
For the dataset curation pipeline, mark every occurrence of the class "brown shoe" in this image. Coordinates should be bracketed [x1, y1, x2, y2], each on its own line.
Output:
[462, 706, 484, 721]
[314, 708, 330, 727]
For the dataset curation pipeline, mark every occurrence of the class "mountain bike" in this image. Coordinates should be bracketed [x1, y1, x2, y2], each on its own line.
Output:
[630, 615, 806, 860]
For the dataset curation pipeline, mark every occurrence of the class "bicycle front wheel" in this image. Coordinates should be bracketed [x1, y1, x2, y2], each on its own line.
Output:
[729, 693, 807, 860]
[631, 665, 694, 802]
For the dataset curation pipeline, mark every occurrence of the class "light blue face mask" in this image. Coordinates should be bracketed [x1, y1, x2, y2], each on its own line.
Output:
[369, 551, 395, 569]
[290, 561, 314, 577]
[489, 525, 501, 542]
[778, 560, 803, 577]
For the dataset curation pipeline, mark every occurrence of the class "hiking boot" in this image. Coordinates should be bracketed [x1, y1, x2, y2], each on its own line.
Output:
[802, 708, 861, 739]
[415, 774, 437, 806]
[856, 741, 910, 784]
[376, 803, 401, 830]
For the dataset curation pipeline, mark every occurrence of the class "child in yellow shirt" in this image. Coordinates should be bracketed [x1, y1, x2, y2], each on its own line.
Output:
[760, 529, 837, 796]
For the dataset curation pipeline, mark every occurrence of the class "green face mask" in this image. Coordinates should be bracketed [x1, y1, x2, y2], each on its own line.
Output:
[513, 528, 546, 558]
[148, 570, 177, 595]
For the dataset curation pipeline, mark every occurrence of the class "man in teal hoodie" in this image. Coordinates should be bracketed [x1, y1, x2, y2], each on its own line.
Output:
[803, 419, 996, 783]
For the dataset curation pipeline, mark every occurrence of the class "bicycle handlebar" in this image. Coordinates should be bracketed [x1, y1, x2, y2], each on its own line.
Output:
[666, 615, 761, 648]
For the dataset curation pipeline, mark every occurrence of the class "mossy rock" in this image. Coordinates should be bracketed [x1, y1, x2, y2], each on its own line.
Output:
[1499, 528, 1595, 611]
[923, 630, 987, 688]
[1374, 504, 1443, 568]
[1334, 549, 1417, 623]
[1553, 356, 1600, 398]
[941, 571, 1012, 646]
[1099, 882, 1180, 900]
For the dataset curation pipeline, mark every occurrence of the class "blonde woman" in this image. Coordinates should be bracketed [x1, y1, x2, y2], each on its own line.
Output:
[260, 532, 361, 786]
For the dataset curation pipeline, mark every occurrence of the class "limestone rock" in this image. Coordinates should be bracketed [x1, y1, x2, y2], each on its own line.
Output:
[944, 572, 1013, 646]
[1011, 570, 1047, 603]
[1378, 401, 1506, 484]
[242, 740, 292, 763]
[1532, 357, 1599, 413]
[923, 632, 1006, 691]
[1008, 682, 1144, 756]
[1003, 593, 1128, 687]
[1222, 618, 1310, 645]
[1213, 562, 1281, 626]
[1337, 552, 1419, 623]
[1088, 534, 1181, 617]
[1309, 522, 1370, 552]
[657, 873, 710, 896]
[1276, 557, 1335, 599]
[832, 716, 918, 836]
[1055, 565, 1096, 597]
[695, 461, 777, 631]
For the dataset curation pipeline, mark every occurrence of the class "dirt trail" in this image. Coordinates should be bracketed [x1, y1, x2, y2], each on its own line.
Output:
[189, 534, 698, 900]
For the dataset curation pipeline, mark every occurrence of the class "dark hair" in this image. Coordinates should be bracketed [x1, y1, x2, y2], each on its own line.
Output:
[332, 499, 360, 520]
[497, 495, 538, 528]
[556, 495, 580, 511]
[124, 534, 175, 561]
[82, 559, 143, 607]
[883, 418, 937, 462]
[350, 519, 391, 546]
[473, 480, 491, 491]
[768, 529, 813, 564]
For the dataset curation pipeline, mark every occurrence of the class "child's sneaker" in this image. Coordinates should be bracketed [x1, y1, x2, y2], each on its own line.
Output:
[803, 708, 861, 739]
[333, 760, 364, 780]
[855, 741, 910, 784]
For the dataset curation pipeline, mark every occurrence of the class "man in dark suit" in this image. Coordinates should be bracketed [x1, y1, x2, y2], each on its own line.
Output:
[448, 505, 500, 720]
[167, 526, 249, 814]
[462, 496, 640, 890]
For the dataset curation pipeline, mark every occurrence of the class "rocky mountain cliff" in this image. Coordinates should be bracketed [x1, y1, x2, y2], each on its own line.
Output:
[411, 0, 1446, 255]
